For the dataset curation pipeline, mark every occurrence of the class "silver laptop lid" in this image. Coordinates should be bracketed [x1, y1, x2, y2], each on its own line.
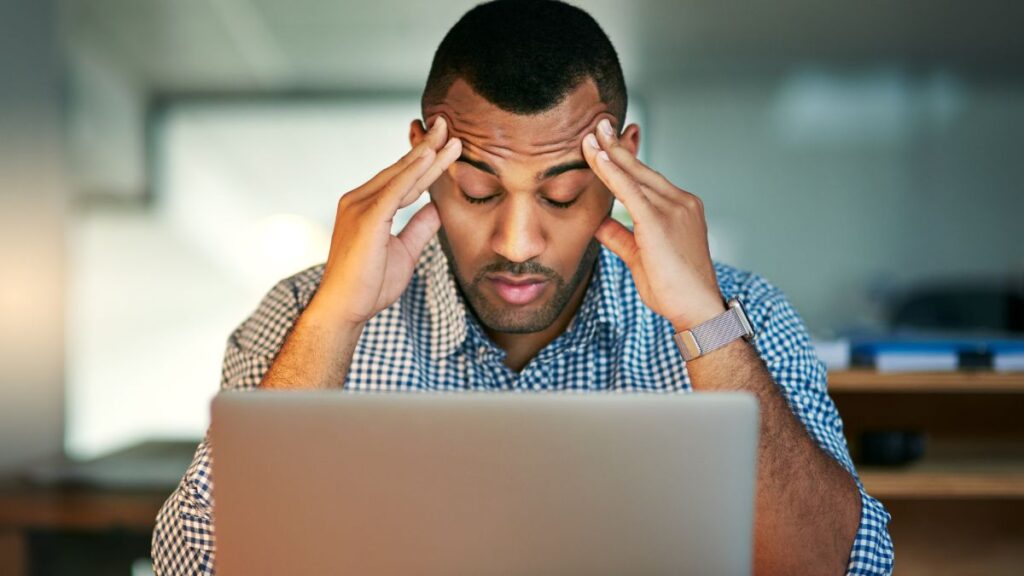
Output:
[212, 391, 757, 576]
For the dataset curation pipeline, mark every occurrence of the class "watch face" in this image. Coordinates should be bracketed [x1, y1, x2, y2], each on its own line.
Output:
[729, 298, 756, 340]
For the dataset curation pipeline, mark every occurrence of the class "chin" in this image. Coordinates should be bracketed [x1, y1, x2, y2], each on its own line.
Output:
[473, 296, 561, 334]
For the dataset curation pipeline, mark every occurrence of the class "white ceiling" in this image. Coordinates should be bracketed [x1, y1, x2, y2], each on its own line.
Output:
[64, 0, 1024, 94]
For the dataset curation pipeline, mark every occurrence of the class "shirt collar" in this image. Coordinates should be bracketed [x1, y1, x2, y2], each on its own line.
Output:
[592, 244, 625, 335]
[408, 235, 626, 362]
[417, 234, 468, 361]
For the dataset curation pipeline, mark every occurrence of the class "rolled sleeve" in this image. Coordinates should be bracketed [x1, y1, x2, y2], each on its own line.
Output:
[151, 275, 305, 574]
[731, 270, 894, 575]
[152, 437, 217, 575]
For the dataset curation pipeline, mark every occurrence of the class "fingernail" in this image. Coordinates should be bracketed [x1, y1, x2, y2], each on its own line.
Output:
[597, 150, 610, 162]
[431, 116, 446, 133]
[584, 133, 600, 150]
[599, 118, 614, 136]
[443, 137, 460, 151]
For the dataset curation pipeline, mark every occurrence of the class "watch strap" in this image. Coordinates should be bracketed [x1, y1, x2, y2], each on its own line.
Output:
[674, 300, 753, 361]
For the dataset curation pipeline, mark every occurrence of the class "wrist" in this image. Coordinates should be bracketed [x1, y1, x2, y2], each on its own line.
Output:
[260, 306, 364, 390]
[302, 297, 367, 340]
[669, 298, 727, 333]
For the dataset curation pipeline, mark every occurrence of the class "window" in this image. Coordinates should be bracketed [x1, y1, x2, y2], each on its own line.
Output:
[67, 96, 640, 458]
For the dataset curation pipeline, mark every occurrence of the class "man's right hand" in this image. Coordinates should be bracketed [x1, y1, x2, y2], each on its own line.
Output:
[307, 117, 461, 328]
[259, 118, 460, 390]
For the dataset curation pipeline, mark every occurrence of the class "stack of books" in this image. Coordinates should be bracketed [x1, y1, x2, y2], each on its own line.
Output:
[847, 336, 1024, 373]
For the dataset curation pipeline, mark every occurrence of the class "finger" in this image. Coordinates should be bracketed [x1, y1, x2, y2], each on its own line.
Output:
[420, 115, 451, 151]
[377, 116, 448, 183]
[396, 201, 442, 261]
[594, 119, 674, 193]
[594, 215, 639, 268]
[368, 147, 435, 214]
[399, 137, 462, 209]
[582, 133, 651, 215]
[352, 117, 449, 200]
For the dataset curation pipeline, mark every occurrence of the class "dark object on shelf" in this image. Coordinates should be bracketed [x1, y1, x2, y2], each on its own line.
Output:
[859, 430, 927, 466]
[22, 439, 198, 491]
[890, 282, 1024, 333]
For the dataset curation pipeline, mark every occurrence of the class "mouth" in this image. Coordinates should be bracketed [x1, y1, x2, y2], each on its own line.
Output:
[486, 273, 550, 306]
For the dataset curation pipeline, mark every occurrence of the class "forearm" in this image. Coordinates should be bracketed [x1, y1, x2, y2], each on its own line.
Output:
[686, 339, 860, 575]
[259, 301, 364, 390]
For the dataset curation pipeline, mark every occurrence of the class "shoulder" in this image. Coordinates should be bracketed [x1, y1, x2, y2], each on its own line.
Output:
[275, 263, 327, 307]
[712, 261, 797, 334]
[233, 264, 326, 357]
[712, 261, 817, 370]
[713, 260, 781, 307]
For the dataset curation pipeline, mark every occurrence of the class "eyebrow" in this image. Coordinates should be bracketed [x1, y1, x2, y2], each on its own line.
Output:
[457, 155, 590, 181]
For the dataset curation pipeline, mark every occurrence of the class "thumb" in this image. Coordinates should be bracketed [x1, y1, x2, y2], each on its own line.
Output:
[594, 216, 638, 267]
[397, 201, 442, 260]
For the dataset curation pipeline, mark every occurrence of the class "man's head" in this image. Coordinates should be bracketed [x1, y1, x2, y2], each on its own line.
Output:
[421, 0, 627, 125]
[410, 0, 640, 336]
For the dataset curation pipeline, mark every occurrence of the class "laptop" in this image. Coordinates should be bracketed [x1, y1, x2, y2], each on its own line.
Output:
[211, 391, 758, 575]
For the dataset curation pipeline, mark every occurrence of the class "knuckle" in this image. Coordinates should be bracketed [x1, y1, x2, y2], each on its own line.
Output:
[339, 191, 368, 212]
[337, 194, 353, 212]
[681, 193, 702, 210]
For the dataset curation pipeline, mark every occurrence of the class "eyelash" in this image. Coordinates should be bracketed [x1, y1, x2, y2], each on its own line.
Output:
[463, 193, 577, 210]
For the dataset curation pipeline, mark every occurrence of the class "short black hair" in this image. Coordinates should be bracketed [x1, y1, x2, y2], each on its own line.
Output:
[422, 0, 627, 122]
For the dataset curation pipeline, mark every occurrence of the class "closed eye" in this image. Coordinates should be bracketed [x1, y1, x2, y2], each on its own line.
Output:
[462, 192, 496, 205]
[462, 192, 577, 209]
[544, 197, 577, 209]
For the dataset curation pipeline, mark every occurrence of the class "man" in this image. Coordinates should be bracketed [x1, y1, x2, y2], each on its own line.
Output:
[152, 1, 893, 574]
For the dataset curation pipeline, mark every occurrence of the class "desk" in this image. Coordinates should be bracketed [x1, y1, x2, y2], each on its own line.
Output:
[0, 441, 196, 576]
[4, 374, 1024, 575]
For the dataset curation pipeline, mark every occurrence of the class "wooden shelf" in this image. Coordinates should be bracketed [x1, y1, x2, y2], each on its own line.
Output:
[829, 369, 1024, 573]
[828, 369, 1024, 393]
[858, 441, 1024, 499]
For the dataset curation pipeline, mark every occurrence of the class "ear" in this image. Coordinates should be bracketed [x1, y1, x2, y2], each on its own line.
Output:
[409, 119, 428, 148]
[619, 123, 641, 158]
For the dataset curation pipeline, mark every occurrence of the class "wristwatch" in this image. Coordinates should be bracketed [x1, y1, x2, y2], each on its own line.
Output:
[673, 297, 756, 361]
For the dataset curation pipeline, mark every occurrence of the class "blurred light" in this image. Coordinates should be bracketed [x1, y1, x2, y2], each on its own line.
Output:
[772, 68, 964, 146]
[248, 213, 330, 285]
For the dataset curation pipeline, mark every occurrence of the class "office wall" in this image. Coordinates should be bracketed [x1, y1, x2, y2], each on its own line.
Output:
[643, 73, 1024, 335]
[0, 0, 66, 472]
[43, 1, 1024, 460]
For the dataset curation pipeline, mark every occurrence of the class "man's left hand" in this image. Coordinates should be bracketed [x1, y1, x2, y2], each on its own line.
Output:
[582, 119, 726, 332]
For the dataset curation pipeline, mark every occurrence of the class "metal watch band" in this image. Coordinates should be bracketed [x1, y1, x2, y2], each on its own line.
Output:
[673, 299, 754, 361]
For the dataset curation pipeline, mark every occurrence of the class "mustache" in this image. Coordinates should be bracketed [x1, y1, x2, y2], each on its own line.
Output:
[473, 259, 559, 283]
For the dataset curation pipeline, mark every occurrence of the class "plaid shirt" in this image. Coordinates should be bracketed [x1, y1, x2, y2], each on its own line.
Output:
[152, 234, 894, 575]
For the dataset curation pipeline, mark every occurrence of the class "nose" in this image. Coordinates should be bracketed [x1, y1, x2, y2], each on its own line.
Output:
[490, 194, 546, 264]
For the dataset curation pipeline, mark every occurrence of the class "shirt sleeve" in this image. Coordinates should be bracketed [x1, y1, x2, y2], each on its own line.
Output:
[740, 274, 895, 576]
[151, 277, 303, 575]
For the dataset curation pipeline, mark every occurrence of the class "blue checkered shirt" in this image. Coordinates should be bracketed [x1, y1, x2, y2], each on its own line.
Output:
[152, 234, 894, 575]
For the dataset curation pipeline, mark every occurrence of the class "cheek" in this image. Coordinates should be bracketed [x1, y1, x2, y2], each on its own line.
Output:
[429, 181, 489, 271]
[577, 187, 615, 234]
[431, 181, 475, 234]
[547, 199, 612, 274]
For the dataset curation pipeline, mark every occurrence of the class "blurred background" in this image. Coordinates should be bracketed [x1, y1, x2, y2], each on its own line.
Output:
[1, 0, 1022, 574]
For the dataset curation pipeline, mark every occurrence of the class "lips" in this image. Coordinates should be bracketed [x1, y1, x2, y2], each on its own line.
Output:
[487, 274, 549, 305]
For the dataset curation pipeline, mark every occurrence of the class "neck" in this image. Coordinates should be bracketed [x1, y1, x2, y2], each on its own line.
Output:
[485, 261, 596, 373]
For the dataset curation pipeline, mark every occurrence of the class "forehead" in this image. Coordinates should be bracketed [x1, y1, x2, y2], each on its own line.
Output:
[424, 78, 612, 163]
